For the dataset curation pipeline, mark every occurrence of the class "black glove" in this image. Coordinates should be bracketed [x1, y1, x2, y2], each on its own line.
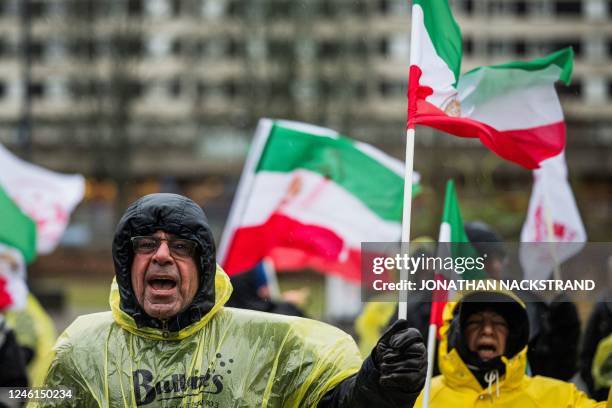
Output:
[318, 319, 427, 408]
[373, 319, 427, 394]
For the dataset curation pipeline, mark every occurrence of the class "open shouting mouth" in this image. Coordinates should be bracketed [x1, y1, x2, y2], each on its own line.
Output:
[146, 274, 178, 296]
[475, 340, 499, 360]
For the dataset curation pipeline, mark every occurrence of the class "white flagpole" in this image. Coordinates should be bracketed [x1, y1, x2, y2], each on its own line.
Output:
[422, 323, 437, 407]
[398, 128, 415, 320]
[422, 212, 452, 408]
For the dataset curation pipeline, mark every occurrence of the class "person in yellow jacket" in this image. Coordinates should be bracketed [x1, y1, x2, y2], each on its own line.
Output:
[415, 290, 606, 407]
[39, 193, 427, 407]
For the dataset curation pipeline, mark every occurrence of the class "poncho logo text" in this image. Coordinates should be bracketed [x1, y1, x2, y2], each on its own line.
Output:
[133, 369, 223, 406]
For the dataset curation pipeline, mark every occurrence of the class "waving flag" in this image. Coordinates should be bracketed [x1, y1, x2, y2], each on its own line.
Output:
[0, 144, 85, 257]
[520, 152, 586, 280]
[0, 243, 28, 311]
[431, 180, 485, 328]
[219, 119, 420, 282]
[407, 0, 573, 169]
[0, 186, 36, 263]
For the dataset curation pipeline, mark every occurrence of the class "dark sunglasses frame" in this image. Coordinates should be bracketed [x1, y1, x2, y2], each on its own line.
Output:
[131, 236, 198, 258]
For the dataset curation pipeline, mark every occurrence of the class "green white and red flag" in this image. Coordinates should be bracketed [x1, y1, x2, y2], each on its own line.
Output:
[0, 145, 83, 310]
[430, 180, 485, 328]
[407, 0, 573, 169]
[0, 144, 85, 260]
[219, 119, 420, 282]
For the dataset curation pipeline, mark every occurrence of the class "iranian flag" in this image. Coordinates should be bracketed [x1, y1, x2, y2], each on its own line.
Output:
[408, 0, 573, 169]
[0, 144, 85, 258]
[430, 180, 485, 328]
[219, 119, 420, 282]
[0, 242, 28, 311]
[0, 185, 36, 264]
[520, 152, 586, 280]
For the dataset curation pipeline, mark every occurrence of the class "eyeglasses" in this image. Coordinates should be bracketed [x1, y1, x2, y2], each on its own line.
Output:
[465, 315, 509, 332]
[131, 236, 198, 258]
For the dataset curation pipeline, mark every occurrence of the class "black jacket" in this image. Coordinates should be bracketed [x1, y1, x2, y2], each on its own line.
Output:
[523, 292, 581, 381]
[580, 294, 612, 401]
[0, 317, 28, 388]
[227, 266, 305, 317]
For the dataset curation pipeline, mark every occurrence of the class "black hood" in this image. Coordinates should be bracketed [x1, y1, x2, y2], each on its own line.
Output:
[447, 291, 529, 388]
[112, 193, 216, 332]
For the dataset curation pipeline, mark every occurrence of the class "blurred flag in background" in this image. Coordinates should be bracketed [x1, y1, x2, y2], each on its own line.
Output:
[0, 144, 85, 259]
[219, 119, 420, 282]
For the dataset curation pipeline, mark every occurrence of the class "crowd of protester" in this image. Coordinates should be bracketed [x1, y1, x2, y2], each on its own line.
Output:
[0, 196, 610, 407]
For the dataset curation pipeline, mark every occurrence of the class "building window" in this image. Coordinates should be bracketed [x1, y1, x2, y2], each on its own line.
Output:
[227, 39, 243, 57]
[170, 0, 182, 16]
[201, 0, 226, 19]
[551, 40, 581, 57]
[72, 39, 96, 59]
[227, 0, 245, 17]
[170, 79, 181, 97]
[128, 0, 144, 16]
[379, 80, 405, 97]
[267, 1, 291, 18]
[556, 80, 582, 98]
[378, 0, 389, 13]
[318, 41, 340, 59]
[172, 38, 183, 56]
[224, 81, 237, 98]
[352, 0, 368, 16]
[487, 40, 511, 56]
[148, 35, 171, 57]
[29, 40, 44, 61]
[529, 0, 553, 16]
[354, 83, 367, 98]
[378, 38, 389, 55]
[351, 39, 368, 57]
[29, 1, 46, 19]
[0, 39, 8, 57]
[464, 37, 473, 55]
[146, 0, 170, 17]
[196, 82, 207, 99]
[455, 0, 473, 15]
[554, 1, 581, 16]
[29, 82, 44, 98]
[46, 77, 69, 101]
[514, 0, 527, 15]
[514, 40, 526, 56]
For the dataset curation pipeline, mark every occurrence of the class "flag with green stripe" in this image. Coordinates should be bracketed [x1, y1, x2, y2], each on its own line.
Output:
[0, 144, 85, 261]
[431, 180, 485, 327]
[0, 185, 36, 264]
[407, 0, 574, 169]
[219, 119, 421, 282]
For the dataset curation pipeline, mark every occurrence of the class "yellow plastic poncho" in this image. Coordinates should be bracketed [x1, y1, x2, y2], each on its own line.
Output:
[39, 267, 361, 407]
[354, 301, 396, 357]
[415, 293, 606, 408]
[5, 293, 57, 386]
[593, 333, 612, 390]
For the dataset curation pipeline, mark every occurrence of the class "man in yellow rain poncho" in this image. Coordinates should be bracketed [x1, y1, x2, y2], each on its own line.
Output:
[40, 193, 427, 407]
[414, 290, 607, 407]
